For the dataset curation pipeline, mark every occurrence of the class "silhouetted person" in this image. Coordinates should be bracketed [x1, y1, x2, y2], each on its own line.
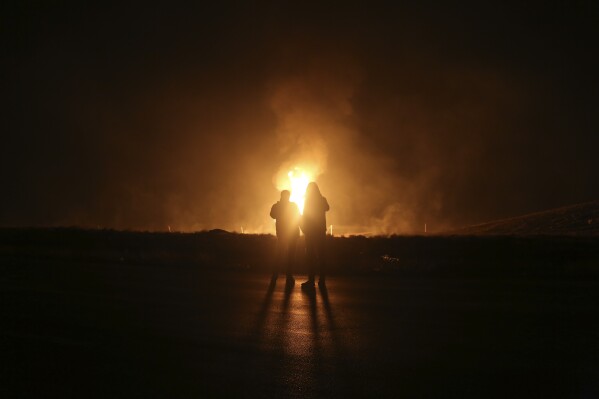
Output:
[270, 190, 300, 288]
[300, 182, 330, 290]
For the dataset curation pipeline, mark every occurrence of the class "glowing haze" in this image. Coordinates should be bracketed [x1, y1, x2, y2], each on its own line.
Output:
[278, 168, 313, 214]
[1, 3, 597, 235]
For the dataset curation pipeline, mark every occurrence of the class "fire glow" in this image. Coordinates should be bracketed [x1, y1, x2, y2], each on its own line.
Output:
[287, 168, 312, 214]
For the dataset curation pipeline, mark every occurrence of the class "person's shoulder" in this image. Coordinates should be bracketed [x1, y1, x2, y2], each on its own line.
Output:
[270, 202, 280, 214]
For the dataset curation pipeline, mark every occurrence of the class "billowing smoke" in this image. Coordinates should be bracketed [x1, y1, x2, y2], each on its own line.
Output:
[267, 65, 430, 235]
[2, 3, 597, 234]
[264, 61, 534, 235]
[269, 69, 346, 215]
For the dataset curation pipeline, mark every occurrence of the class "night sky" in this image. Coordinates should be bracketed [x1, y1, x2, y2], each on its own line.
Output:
[2, 2, 598, 234]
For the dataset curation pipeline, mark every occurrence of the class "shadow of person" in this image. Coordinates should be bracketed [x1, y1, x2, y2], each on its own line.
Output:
[282, 279, 292, 312]
[284, 277, 294, 294]
[305, 287, 317, 327]
[300, 283, 326, 391]
[250, 278, 276, 342]
[301, 285, 317, 331]
[319, 282, 363, 395]
[241, 275, 291, 395]
[319, 283, 330, 310]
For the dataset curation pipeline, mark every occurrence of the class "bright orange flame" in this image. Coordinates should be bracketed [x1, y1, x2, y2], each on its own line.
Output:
[287, 168, 312, 213]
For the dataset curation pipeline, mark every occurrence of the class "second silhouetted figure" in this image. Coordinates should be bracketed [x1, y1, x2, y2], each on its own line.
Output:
[300, 182, 330, 290]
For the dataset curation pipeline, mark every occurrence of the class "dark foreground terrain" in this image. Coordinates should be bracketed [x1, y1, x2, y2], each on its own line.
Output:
[1, 229, 599, 398]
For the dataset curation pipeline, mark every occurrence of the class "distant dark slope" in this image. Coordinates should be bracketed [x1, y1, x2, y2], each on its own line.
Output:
[447, 201, 599, 236]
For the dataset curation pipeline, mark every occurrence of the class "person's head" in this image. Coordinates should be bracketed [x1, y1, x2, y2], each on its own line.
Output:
[280, 190, 291, 202]
[305, 182, 321, 199]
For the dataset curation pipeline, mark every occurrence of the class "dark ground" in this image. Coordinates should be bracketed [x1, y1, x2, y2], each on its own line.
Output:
[1, 229, 599, 398]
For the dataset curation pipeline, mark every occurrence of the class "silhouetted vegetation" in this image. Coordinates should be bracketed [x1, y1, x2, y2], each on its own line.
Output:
[1, 228, 597, 278]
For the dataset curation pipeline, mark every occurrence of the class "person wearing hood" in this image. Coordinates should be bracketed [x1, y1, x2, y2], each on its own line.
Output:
[300, 182, 330, 290]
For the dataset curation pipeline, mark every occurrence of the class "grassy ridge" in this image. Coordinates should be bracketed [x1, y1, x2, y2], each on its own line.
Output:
[448, 200, 599, 236]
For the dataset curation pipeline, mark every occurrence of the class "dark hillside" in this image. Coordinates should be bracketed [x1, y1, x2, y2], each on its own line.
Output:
[447, 201, 599, 236]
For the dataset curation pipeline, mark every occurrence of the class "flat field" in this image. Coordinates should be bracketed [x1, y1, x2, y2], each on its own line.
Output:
[1, 229, 598, 398]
